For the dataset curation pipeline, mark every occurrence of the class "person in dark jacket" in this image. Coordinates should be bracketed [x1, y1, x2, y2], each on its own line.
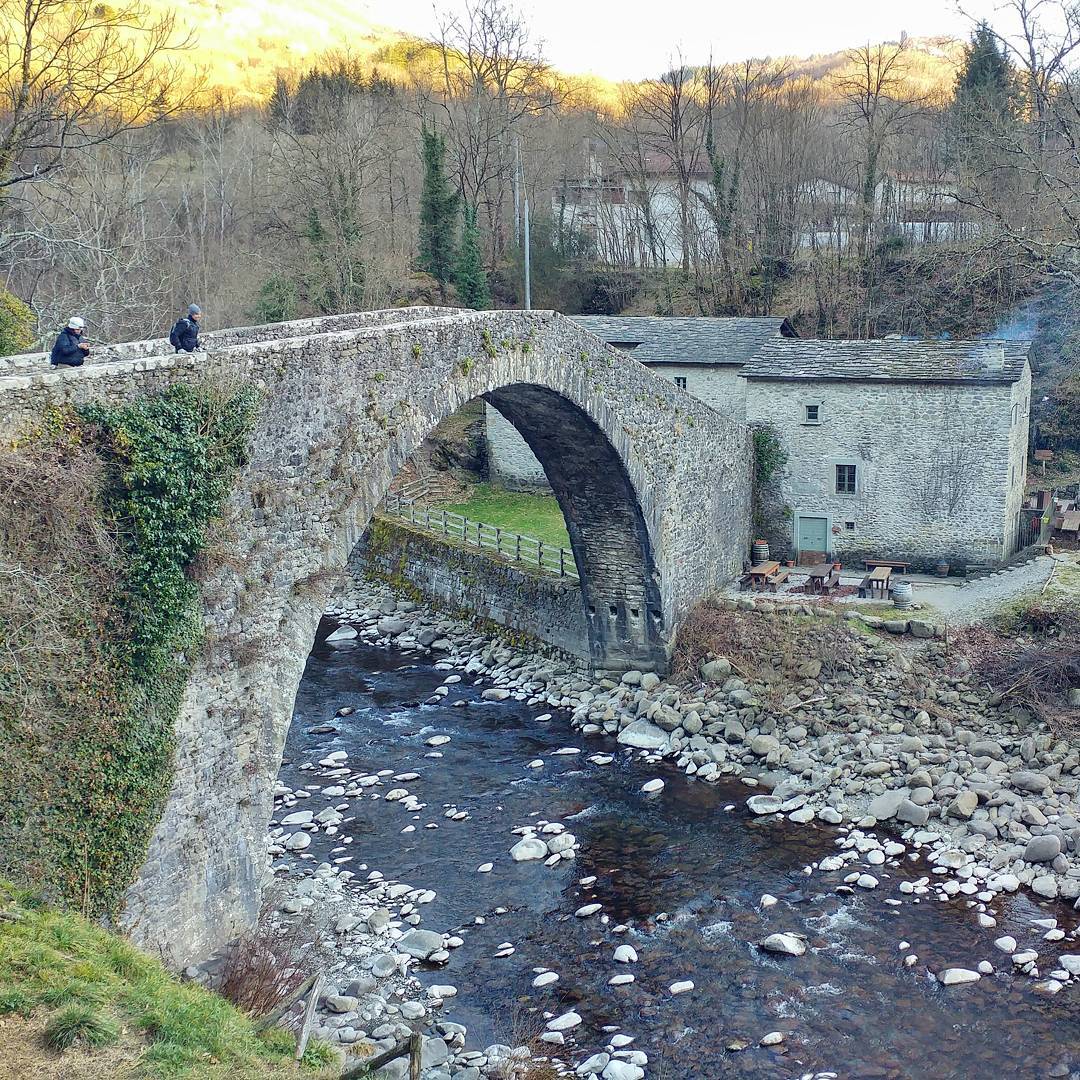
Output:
[49, 316, 90, 366]
[169, 304, 202, 353]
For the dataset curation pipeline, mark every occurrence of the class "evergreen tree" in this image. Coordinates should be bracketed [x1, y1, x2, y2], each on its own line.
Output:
[416, 127, 459, 300]
[455, 203, 490, 310]
[955, 23, 1016, 119]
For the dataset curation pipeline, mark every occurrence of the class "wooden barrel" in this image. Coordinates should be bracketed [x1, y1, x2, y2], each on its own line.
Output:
[892, 579, 913, 608]
[751, 539, 770, 566]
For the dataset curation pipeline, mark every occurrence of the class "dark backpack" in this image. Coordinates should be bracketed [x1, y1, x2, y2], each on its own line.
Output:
[169, 318, 185, 349]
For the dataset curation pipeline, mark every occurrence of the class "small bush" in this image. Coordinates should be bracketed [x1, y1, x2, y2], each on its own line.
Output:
[951, 601, 1080, 731]
[219, 899, 325, 1017]
[0, 286, 34, 355]
[43, 1004, 120, 1050]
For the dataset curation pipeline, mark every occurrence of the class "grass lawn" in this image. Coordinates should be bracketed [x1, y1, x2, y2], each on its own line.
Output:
[443, 483, 570, 550]
[0, 884, 337, 1079]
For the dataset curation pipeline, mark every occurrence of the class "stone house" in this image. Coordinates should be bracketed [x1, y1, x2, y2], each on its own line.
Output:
[485, 316, 1032, 571]
[743, 338, 1032, 569]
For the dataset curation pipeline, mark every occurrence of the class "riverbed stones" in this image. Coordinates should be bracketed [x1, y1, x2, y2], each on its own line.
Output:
[613, 945, 638, 963]
[760, 933, 806, 957]
[746, 795, 783, 815]
[510, 838, 548, 862]
[1024, 835, 1062, 863]
[616, 720, 669, 750]
[939, 968, 981, 986]
[398, 929, 445, 960]
[641, 779, 665, 794]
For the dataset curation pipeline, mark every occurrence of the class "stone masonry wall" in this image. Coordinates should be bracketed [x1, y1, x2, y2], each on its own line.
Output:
[347, 518, 588, 658]
[0, 307, 750, 966]
[746, 376, 1023, 570]
[484, 403, 551, 489]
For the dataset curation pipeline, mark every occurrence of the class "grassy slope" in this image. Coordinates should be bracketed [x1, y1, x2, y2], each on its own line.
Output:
[443, 483, 571, 551]
[0, 887, 335, 1080]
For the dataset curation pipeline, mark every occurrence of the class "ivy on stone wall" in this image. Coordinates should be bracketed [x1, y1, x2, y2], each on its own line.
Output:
[751, 424, 789, 535]
[0, 382, 259, 919]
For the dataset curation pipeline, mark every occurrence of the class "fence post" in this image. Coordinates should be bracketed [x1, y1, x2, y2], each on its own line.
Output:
[495, 527, 502, 555]
[559, 548, 566, 577]
[515, 533, 521, 562]
[294, 973, 324, 1061]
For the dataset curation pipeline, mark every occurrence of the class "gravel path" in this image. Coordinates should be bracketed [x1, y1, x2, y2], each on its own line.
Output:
[915, 554, 1061, 624]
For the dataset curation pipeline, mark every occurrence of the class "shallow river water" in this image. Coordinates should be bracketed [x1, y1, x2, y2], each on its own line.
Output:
[280, 627, 1080, 1080]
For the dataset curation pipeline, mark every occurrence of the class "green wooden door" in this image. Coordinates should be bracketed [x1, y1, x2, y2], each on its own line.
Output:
[797, 515, 828, 560]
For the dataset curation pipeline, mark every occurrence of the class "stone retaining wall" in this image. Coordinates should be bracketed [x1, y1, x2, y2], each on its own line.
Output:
[346, 517, 588, 659]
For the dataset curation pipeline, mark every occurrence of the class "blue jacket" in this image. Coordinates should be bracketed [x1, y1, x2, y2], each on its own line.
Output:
[170, 317, 200, 352]
[49, 328, 86, 366]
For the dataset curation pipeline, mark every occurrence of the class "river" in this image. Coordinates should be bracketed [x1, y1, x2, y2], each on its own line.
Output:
[279, 625, 1080, 1080]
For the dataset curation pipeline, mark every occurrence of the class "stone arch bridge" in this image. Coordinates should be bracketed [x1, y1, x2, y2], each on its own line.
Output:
[0, 307, 749, 964]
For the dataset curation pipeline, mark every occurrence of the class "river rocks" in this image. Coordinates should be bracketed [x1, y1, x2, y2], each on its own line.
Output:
[750, 734, 780, 756]
[868, 789, 907, 820]
[1024, 835, 1062, 863]
[325, 993, 358, 1013]
[602, 1061, 644, 1080]
[532, 971, 559, 987]
[617, 720, 669, 750]
[699, 658, 732, 682]
[613, 945, 638, 963]
[546, 1011, 582, 1031]
[398, 929, 445, 960]
[510, 838, 548, 862]
[641, 778, 665, 794]
[948, 791, 979, 819]
[481, 688, 511, 701]
[760, 933, 806, 956]
[746, 795, 783, 815]
[377, 616, 407, 637]
[895, 799, 930, 825]
[1011, 771, 1052, 794]
[670, 980, 695, 994]
[939, 968, 981, 986]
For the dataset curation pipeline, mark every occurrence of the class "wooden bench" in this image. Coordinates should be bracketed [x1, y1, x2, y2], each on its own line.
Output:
[820, 570, 841, 594]
[738, 573, 753, 591]
[864, 558, 910, 573]
[765, 569, 790, 593]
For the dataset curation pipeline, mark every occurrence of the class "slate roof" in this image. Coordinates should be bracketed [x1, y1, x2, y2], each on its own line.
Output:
[742, 338, 1032, 384]
[572, 315, 795, 366]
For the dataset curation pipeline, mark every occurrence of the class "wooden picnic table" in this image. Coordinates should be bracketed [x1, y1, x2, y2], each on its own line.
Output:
[747, 560, 780, 591]
[803, 562, 833, 592]
[866, 564, 892, 599]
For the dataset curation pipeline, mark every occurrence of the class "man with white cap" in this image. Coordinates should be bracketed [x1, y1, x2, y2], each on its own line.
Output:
[49, 316, 90, 367]
[169, 303, 202, 353]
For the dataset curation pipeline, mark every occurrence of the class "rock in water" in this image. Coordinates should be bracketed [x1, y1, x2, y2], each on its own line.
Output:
[510, 838, 548, 862]
[398, 929, 445, 960]
[760, 933, 807, 956]
[616, 720, 670, 750]
[938, 968, 981, 986]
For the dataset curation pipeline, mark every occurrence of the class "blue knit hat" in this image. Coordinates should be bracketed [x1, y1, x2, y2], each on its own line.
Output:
[188, 304, 201, 316]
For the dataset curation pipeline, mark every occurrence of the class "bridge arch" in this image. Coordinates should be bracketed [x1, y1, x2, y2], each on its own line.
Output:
[0, 308, 749, 963]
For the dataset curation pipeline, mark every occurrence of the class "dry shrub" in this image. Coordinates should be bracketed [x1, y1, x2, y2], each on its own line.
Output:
[672, 597, 859, 683]
[218, 896, 326, 1018]
[951, 602, 1080, 733]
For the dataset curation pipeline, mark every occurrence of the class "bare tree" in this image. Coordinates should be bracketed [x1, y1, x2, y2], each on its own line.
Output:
[0, 0, 196, 191]
[427, 0, 561, 262]
[833, 40, 927, 259]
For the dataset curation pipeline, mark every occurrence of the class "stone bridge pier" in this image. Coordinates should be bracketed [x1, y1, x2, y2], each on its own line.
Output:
[0, 308, 750, 964]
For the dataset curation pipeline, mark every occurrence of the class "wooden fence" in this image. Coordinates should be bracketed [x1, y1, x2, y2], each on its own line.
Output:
[382, 494, 579, 582]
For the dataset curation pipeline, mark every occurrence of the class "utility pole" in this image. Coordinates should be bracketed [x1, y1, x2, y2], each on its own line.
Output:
[516, 136, 531, 310]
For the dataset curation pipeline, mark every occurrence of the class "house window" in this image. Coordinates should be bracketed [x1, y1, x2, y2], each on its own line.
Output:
[803, 403, 822, 424]
[673, 376, 687, 390]
[845, 520, 856, 530]
[835, 464, 857, 494]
